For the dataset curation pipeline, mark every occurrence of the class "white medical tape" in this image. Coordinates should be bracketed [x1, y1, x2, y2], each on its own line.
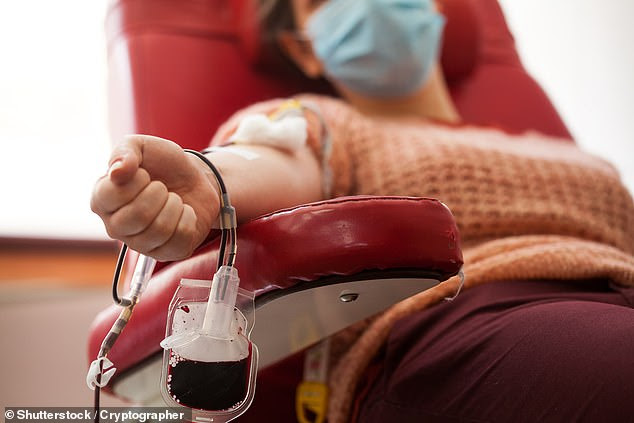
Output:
[205, 145, 260, 161]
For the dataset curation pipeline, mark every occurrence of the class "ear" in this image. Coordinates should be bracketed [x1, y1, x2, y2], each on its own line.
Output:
[277, 30, 324, 79]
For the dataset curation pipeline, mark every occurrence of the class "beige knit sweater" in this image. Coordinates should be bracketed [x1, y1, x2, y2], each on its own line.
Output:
[217, 95, 634, 422]
[299, 95, 634, 422]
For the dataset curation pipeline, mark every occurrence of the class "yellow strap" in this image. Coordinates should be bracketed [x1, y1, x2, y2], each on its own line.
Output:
[296, 381, 329, 423]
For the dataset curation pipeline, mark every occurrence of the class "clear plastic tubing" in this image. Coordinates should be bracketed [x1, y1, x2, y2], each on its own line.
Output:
[129, 255, 157, 299]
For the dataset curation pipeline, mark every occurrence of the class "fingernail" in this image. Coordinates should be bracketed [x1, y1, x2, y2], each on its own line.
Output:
[108, 159, 124, 179]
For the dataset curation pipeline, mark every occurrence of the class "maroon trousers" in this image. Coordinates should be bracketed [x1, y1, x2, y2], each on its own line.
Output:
[242, 279, 634, 422]
[357, 279, 634, 422]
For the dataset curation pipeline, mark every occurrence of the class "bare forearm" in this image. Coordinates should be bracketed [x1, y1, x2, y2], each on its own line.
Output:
[203, 144, 323, 223]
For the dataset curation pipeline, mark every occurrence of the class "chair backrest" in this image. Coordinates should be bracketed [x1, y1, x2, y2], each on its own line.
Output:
[106, 0, 572, 151]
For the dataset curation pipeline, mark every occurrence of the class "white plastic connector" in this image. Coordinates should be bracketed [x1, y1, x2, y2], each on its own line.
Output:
[86, 357, 117, 390]
[160, 267, 248, 363]
[202, 266, 240, 338]
[219, 200, 237, 230]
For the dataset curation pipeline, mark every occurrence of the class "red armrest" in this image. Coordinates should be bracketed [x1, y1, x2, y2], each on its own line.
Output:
[88, 196, 462, 385]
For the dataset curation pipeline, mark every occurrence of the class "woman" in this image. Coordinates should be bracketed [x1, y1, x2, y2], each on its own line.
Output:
[91, 0, 634, 421]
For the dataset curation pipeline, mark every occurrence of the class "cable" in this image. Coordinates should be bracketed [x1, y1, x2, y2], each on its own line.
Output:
[184, 149, 235, 271]
[93, 361, 102, 423]
[184, 149, 228, 195]
[228, 227, 237, 267]
[111, 244, 128, 306]
[217, 229, 228, 270]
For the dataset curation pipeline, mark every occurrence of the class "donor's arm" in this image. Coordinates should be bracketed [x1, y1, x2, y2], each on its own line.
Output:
[90, 134, 322, 262]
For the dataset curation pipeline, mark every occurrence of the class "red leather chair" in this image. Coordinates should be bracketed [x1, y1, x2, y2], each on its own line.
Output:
[90, 0, 572, 419]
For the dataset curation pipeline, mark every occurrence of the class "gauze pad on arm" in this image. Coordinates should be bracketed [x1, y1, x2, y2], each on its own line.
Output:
[228, 113, 307, 151]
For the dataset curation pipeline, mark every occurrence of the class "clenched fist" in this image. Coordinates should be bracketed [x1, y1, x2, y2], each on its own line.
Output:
[91, 135, 219, 261]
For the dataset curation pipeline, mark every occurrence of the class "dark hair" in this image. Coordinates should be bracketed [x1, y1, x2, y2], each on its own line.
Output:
[255, 0, 336, 95]
[256, 0, 297, 71]
[258, 0, 296, 38]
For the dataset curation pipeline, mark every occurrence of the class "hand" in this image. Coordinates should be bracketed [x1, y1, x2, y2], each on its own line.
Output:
[91, 135, 220, 261]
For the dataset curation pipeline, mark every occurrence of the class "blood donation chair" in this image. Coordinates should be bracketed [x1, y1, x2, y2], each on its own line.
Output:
[88, 0, 572, 419]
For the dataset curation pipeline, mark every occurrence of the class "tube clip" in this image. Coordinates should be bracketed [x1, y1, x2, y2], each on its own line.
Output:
[86, 357, 117, 390]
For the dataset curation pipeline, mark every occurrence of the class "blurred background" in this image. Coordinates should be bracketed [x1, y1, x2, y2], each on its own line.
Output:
[0, 0, 632, 411]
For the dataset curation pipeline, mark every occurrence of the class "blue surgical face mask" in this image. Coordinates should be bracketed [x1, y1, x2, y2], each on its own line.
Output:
[306, 0, 445, 98]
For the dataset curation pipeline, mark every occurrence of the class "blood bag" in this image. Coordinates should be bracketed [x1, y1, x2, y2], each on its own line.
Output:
[160, 269, 258, 422]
